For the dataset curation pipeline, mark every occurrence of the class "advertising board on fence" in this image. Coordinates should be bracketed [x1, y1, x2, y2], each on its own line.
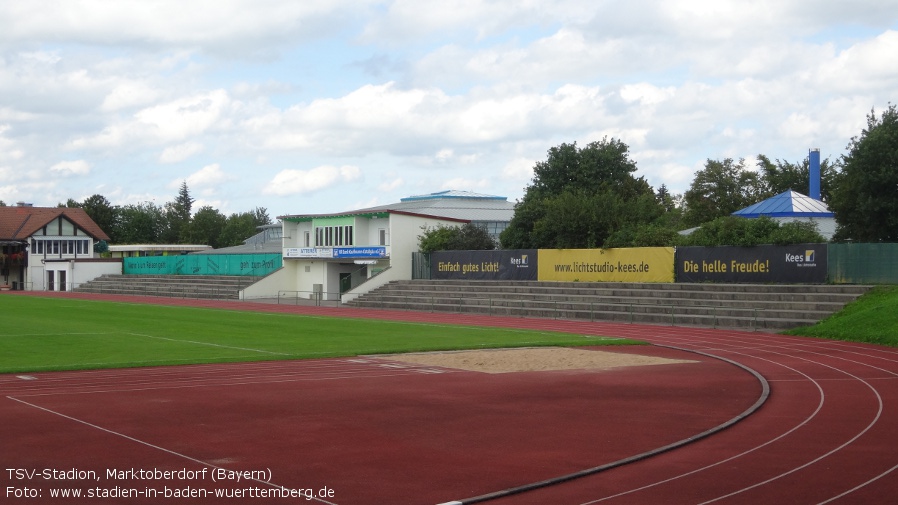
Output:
[284, 247, 387, 259]
[431, 250, 537, 280]
[676, 244, 827, 283]
[538, 248, 675, 283]
[124, 253, 282, 277]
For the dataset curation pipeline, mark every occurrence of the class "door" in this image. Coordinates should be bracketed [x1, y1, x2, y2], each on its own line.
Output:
[47, 270, 55, 291]
[59, 270, 67, 291]
[339, 272, 352, 294]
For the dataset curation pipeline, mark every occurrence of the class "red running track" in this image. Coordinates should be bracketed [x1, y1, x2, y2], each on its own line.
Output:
[2, 291, 897, 504]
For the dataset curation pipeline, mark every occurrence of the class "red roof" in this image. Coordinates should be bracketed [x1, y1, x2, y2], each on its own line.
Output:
[0, 206, 110, 241]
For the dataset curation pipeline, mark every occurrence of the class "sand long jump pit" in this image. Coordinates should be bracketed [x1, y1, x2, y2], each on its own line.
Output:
[384, 346, 697, 373]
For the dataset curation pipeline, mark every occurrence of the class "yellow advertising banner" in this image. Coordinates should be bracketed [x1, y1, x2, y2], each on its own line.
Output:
[538, 247, 675, 283]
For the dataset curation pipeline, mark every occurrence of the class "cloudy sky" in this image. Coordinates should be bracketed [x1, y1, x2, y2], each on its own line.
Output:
[1, 1, 896, 219]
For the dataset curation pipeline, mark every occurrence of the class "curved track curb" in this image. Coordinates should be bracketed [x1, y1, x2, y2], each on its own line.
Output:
[437, 344, 771, 505]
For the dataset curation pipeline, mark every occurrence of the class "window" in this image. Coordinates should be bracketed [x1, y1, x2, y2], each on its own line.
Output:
[314, 225, 353, 247]
[379, 229, 386, 246]
[304, 231, 310, 247]
[31, 239, 92, 256]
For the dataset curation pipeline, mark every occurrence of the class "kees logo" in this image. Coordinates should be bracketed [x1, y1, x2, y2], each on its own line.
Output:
[509, 254, 529, 268]
[785, 249, 817, 267]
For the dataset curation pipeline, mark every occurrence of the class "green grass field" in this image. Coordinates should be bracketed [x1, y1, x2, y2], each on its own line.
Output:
[784, 285, 898, 346]
[0, 296, 640, 374]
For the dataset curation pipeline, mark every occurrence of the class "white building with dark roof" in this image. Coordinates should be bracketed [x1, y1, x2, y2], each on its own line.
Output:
[0, 203, 118, 291]
[240, 190, 515, 302]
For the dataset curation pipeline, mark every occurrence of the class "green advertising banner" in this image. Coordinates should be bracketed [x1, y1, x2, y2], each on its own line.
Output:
[538, 248, 675, 283]
[124, 254, 281, 276]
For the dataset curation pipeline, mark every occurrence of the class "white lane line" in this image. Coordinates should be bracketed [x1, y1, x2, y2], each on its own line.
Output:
[578, 349, 826, 505]
[5, 396, 338, 505]
[127, 332, 290, 356]
[648, 333, 891, 505]
[696, 359, 883, 505]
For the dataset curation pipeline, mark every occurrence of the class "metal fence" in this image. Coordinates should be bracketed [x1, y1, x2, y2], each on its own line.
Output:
[276, 290, 344, 307]
[828, 243, 898, 284]
[412, 252, 431, 280]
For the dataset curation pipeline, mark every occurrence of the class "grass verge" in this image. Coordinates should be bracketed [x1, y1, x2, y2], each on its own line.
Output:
[0, 295, 641, 374]
[783, 285, 898, 346]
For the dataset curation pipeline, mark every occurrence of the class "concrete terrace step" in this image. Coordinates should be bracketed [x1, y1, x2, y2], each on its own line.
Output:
[355, 292, 844, 314]
[74, 274, 257, 300]
[346, 280, 872, 330]
[378, 280, 868, 297]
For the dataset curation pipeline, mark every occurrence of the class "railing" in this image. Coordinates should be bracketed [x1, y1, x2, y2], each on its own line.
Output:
[0, 281, 33, 291]
[277, 290, 343, 307]
[353, 294, 769, 330]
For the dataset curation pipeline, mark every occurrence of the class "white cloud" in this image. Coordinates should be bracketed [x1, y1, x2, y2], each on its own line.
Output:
[619, 83, 675, 106]
[378, 178, 404, 192]
[501, 157, 535, 181]
[135, 90, 230, 142]
[69, 90, 230, 151]
[101, 81, 161, 112]
[823, 30, 898, 91]
[263, 165, 362, 196]
[183, 163, 236, 188]
[0, 125, 24, 162]
[440, 177, 491, 191]
[50, 160, 91, 176]
[160, 142, 205, 163]
[0, 1, 372, 51]
[1, 0, 897, 216]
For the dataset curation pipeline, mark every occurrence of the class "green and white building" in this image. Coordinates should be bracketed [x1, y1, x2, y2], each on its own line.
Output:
[241, 190, 514, 302]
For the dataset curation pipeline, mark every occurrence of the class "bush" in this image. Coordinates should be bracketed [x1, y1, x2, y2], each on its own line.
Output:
[678, 216, 825, 247]
[418, 223, 497, 253]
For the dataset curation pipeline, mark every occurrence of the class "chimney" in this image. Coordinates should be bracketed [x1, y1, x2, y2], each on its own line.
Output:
[809, 148, 821, 201]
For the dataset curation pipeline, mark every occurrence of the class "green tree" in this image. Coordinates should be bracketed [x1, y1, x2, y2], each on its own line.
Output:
[683, 158, 763, 227]
[830, 104, 898, 242]
[756, 154, 839, 202]
[221, 213, 257, 247]
[251, 207, 272, 227]
[184, 206, 227, 248]
[80, 194, 117, 239]
[500, 138, 658, 249]
[418, 223, 496, 253]
[218, 207, 273, 247]
[452, 222, 497, 251]
[418, 225, 457, 253]
[163, 181, 194, 243]
[0, 200, 6, 206]
[113, 202, 166, 244]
